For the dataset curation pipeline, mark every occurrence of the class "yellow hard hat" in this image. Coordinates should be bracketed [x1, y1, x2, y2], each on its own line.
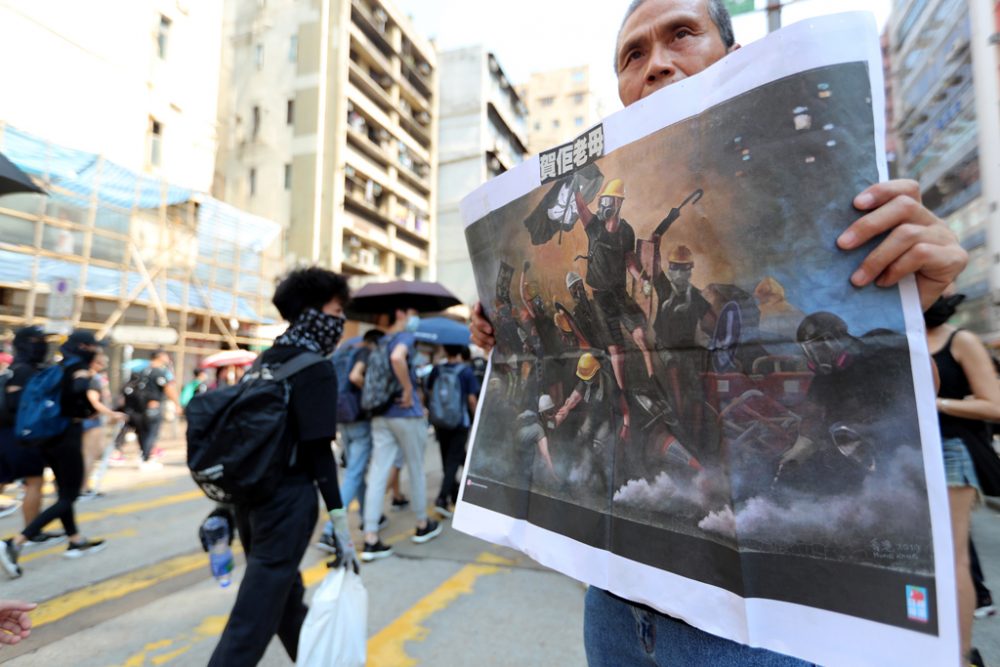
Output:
[754, 276, 785, 302]
[598, 178, 625, 200]
[667, 245, 694, 265]
[554, 311, 573, 333]
[576, 352, 600, 381]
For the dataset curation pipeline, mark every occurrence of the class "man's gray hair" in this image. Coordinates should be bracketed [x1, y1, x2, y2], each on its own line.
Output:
[614, 0, 736, 73]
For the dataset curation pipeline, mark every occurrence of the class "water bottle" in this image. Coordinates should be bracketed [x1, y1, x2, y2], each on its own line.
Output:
[202, 515, 234, 588]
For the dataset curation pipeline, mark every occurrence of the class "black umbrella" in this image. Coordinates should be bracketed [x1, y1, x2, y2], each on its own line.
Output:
[0, 152, 43, 196]
[347, 280, 462, 316]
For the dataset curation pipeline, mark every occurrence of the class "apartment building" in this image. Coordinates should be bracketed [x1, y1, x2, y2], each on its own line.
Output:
[216, 0, 437, 286]
[436, 46, 528, 304]
[517, 65, 602, 155]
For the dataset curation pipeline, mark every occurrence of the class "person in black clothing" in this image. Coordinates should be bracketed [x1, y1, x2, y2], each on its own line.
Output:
[135, 349, 179, 469]
[925, 294, 1000, 661]
[209, 266, 354, 667]
[1, 330, 109, 578]
[426, 345, 480, 517]
[0, 327, 49, 535]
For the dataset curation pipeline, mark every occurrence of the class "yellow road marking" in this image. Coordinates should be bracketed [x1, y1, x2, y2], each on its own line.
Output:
[366, 552, 514, 667]
[115, 616, 226, 667]
[20, 529, 138, 564]
[75, 490, 204, 524]
[34, 546, 241, 629]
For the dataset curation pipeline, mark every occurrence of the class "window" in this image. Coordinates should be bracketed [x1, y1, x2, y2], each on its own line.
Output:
[575, 116, 584, 127]
[147, 117, 163, 166]
[255, 43, 265, 70]
[157, 15, 171, 59]
[251, 105, 261, 139]
[395, 258, 406, 277]
[289, 35, 298, 63]
[286, 99, 294, 125]
[284, 163, 292, 190]
[539, 96, 555, 107]
[413, 266, 423, 281]
[249, 168, 257, 196]
[572, 93, 585, 105]
[552, 119, 560, 129]
[571, 69, 585, 83]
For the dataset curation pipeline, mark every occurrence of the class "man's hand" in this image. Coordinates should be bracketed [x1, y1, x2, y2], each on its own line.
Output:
[397, 389, 414, 409]
[328, 509, 359, 573]
[110, 411, 128, 423]
[470, 302, 496, 353]
[0, 600, 36, 646]
[837, 180, 967, 310]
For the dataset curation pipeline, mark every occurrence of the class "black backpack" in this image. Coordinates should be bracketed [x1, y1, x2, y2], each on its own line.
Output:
[121, 368, 156, 414]
[360, 335, 402, 416]
[185, 352, 328, 504]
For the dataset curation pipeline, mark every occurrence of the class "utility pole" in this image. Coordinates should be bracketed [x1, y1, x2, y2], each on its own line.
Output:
[969, 0, 1000, 333]
[767, 1, 782, 33]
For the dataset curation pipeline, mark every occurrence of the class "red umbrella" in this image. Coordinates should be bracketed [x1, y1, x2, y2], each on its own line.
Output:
[201, 349, 257, 369]
[347, 280, 461, 317]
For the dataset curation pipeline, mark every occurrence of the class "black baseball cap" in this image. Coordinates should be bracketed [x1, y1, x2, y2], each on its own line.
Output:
[64, 330, 107, 347]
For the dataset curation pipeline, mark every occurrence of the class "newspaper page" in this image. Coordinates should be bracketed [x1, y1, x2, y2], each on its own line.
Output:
[453, 12, 958, 667]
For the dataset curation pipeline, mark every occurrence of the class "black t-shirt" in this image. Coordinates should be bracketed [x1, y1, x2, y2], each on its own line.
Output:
[61, 359, 97, 421]
[145, 367, 171, 404]
[585, 218, 636, 294]
[5, 362, 38, 419]
[652, 275, 711, 349]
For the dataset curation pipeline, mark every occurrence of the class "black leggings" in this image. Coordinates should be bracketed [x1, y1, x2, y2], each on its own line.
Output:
[22, 423, 84, 539]
[435, 426, 469, 505]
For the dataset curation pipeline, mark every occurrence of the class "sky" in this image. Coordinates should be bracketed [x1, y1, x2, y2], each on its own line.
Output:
[395, 0, 893, 113]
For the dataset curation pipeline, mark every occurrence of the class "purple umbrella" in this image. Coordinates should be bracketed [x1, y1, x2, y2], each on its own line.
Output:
[347, 280, 461, 316]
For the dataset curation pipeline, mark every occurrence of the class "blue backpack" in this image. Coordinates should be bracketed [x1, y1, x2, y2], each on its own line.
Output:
[332, 345, 363, 423]
[428, 365, 465, 430]
[15, 363, 69, 444]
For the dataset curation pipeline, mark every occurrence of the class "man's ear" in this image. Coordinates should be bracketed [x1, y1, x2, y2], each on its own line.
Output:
[727, 43, 741, 55]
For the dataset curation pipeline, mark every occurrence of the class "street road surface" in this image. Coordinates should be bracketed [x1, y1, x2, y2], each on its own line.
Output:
[1, 430, 997, 666]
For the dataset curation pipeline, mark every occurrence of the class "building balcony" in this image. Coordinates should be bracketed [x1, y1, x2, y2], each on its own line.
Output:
[349, 27, 394, 80]
[350, 0, 394, 60]
[348, 61, 394, 113]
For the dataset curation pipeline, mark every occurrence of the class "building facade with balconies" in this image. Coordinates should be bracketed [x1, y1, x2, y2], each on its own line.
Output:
[216, 0, 437, 289]
[436, 47, 528, 305]
[516, 65, 603, 156]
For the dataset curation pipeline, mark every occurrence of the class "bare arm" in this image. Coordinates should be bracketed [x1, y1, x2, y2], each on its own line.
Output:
[937, 330, 1000, 421]
[536, 436, 556, 477]
[348, 360, 366, 388]
[574, 190, 596, 228]
[86, 388, 126, 421]
[555, 390, 582, 427]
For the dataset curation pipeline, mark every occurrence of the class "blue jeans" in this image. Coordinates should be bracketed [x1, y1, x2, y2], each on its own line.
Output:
[584, 587, 815, 666]
[323, 421, 372, 536]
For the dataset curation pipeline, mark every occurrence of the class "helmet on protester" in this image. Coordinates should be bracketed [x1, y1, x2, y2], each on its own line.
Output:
[598, 178, 626, 200]
[538, 394, 556, 413]
[576, 352, 600, 381]
[566, 271, 583, 291]
[667, 245, 694, 266]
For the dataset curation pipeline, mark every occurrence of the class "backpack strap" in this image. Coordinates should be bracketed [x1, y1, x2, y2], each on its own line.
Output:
[270, 351, 329, 381]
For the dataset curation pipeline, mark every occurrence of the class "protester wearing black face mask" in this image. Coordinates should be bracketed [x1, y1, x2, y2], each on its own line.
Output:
[209, 267, 351, 667]
[925, 294, 1000, 655]
[0, 327, 52, 539]
[1, 330, 109, 579]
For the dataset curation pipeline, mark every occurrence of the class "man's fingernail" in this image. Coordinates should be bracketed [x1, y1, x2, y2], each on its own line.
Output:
[838, 231, 856, 248]
[851, 268, 868, 285]
[855, 193, 875, 209]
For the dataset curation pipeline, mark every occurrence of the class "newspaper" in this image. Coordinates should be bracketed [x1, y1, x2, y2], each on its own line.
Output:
[453, 12, 957, 667]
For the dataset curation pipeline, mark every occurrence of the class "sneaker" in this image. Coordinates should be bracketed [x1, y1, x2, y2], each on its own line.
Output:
[970, 647, 985, 667]
[109, 450, 128, 467]
[314, 533, 337, 554]
[151, 447, 164, 459]
[391, 495, 410, 510]
[24, 531, 67, 548]
[360, 540, 393, 561]
[974, 601, 997, 619]
[0, 501, 20, 519]
[63, 538, 107, 559]
[0, 539, 21, 578]
[78, 490, 105, 503]
[412, 519, 443, 544]
[434, 500, 453, 519]
[139, 460, 163, 472]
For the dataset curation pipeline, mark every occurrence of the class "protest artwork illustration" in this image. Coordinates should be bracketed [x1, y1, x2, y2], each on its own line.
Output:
[456, 42, 951, 664]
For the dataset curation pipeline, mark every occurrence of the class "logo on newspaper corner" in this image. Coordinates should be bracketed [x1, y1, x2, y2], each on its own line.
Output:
[539, 124, 605, 184]
[906, 585, 929, 623]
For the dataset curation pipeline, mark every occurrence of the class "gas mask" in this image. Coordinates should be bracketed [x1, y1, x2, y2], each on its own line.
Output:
[570, 284, 586, 303]
[597, 196, 622, 222]
[667, 262, 693, 291]
[801, 333, 850, 375]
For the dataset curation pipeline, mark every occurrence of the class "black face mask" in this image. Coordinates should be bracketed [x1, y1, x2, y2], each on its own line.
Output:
[924, 294, 965, 329]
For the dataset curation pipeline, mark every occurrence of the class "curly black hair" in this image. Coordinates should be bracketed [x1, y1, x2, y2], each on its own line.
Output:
[272, 266, 351, 322]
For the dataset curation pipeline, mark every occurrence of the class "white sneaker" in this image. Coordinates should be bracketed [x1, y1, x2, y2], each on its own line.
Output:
[139, 460, 163, 472]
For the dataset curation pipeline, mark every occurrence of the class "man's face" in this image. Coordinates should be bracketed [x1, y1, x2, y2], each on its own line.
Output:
[570, 282, 586, 303]
[667, 262, 693, 290]
[597, 195, 623, 221]
[616, 0, 736, 106]
[322, 297, 345, 317]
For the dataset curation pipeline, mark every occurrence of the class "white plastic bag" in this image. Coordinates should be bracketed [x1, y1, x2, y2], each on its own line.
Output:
[297, 567, 368, 667]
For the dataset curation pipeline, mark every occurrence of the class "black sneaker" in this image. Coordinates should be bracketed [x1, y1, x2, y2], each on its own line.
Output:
[314, 533, 337, 554]
[391, 496, 410, 510]
[360, 540, 393, 561]
[412, 519, 443, 544]
[24, 531, 67, 548]
[63, 538, 107, 559]
[434, 500, 453, 519]
[0, 538, 21, 578]
[970, 647, 985, 667]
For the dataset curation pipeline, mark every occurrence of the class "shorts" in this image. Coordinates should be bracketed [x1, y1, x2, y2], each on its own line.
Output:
[592, 289, 646, 346]
[942, 437, 981, 492]
[0, 426, 45, 483]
